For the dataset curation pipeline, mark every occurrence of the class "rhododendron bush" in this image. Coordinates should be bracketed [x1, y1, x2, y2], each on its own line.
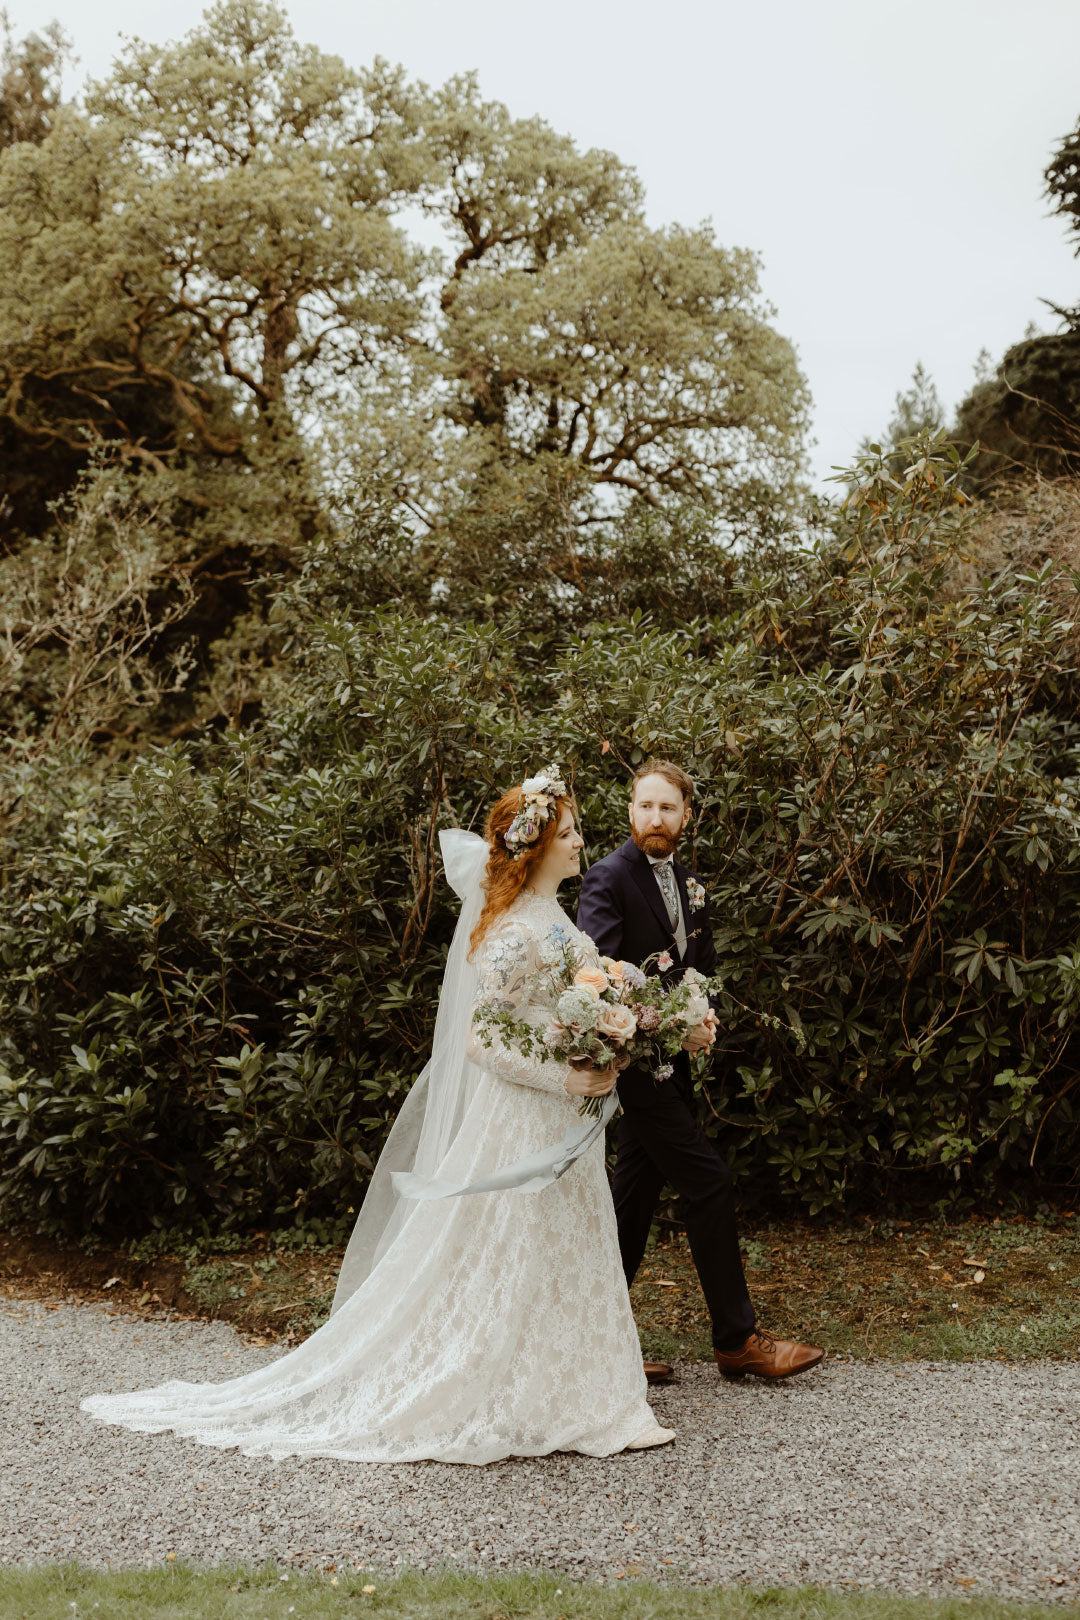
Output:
[4, 437, 1080, 1234]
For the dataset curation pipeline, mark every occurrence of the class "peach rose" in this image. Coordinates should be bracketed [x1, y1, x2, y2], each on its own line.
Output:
[573, 965, 610, 1001]
[598, 1001, 638, 1042]
[599, 956, 625, 986]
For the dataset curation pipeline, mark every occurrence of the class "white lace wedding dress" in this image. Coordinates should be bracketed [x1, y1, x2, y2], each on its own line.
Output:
[81, 891, 661, 1465]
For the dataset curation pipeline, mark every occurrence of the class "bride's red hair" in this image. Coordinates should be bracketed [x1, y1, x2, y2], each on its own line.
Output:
[469, 784, 575, 956]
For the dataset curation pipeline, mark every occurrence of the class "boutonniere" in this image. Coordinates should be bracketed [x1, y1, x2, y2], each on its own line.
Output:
[686, 877, 706, 913]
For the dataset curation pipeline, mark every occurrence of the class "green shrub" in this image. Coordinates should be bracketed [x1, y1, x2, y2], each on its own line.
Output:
[3, 436, 1080, 1234]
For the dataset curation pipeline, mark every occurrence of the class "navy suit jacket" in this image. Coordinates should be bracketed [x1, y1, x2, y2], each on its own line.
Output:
[575, 837, 717, 989]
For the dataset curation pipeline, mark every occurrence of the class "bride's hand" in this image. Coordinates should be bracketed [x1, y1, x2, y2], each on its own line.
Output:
[564, 1062, 620, 1098]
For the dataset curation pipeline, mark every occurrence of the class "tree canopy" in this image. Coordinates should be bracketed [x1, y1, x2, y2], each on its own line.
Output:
[0, 16, 68, 150]
[0, 1, 808, 545]
[951, 118, 1080, 489]
[0, 0, 811, 731]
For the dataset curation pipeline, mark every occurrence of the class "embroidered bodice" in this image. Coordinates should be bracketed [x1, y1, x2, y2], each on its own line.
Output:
[466, 890, 600, 1095]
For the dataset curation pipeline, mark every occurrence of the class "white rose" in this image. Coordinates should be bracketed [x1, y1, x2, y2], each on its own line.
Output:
[683, 994, 710, 1027]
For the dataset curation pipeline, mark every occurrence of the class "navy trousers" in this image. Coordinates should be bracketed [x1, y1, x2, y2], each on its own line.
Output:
[612, 1063, 756, 1352]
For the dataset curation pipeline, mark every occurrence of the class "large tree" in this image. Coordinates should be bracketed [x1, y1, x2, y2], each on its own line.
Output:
[954, 320, 1080, 488]
[0, 2, 427, 544]
[952, 118, 1080, 488]
[337, 72, 809, 530]
[1, 4, 808, 536]
[0, 1, 811, 722]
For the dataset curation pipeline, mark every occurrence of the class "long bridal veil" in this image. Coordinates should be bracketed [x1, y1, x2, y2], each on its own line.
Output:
[332, 824, 621, 1312]
[330, 827, 487, 1314]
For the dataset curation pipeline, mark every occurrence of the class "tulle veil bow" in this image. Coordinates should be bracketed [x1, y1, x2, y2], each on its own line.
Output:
[330, 828, 487, 1313]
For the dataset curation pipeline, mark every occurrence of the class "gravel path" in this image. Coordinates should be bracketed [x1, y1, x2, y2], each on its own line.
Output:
[2, 1298, 1078, 1602]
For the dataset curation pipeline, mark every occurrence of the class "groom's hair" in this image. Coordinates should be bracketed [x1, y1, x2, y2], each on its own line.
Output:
[631, 757, 693, 804]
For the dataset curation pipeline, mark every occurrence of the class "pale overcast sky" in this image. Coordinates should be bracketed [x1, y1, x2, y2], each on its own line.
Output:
[8, 0, 1080, 485]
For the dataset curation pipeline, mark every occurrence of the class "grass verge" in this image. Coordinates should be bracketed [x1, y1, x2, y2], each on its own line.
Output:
[2, 1215, 1078, 1363]
[0, 1565, 1072, 1620]
[630, 1215, 1080, 1364]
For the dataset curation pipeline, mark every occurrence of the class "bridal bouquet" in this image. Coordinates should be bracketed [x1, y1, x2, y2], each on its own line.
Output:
[617, 959, 717, 1088]
[472, 925, 720, 1117]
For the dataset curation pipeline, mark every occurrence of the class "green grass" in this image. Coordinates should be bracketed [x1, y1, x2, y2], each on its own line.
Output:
[0, 1566, 1072, 1620]
[631, 1217, 1080, 1365]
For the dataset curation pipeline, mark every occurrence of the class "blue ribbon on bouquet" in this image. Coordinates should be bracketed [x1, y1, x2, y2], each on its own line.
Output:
[391, 1088, 620, 1202]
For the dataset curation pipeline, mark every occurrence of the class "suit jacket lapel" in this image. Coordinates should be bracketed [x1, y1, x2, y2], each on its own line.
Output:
[625, 841, 680, 948]
[674, 862, 694, 965]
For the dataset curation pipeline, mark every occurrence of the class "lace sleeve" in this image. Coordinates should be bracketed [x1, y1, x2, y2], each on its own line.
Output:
[467, 920, 571, 1096]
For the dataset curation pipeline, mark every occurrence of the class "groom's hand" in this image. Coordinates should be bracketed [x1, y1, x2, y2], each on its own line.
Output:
[682, 1011, 718, 1054]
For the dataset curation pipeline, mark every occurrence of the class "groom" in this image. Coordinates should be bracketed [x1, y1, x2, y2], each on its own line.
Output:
[576, 758, 823, 1383]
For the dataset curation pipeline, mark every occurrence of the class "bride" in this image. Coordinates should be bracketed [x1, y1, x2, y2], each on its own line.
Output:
[82, 768, 674, 1463]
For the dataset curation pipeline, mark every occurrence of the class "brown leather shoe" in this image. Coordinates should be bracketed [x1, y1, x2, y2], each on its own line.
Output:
[643, 1359, 674, 1384]
[714, 1329, 823, 1380]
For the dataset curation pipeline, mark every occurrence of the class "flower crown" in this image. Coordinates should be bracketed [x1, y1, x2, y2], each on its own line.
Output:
[503, 765, 569, 859]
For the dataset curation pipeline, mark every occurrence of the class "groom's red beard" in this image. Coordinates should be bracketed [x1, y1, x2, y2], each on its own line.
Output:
[632, 826, 680, 859]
